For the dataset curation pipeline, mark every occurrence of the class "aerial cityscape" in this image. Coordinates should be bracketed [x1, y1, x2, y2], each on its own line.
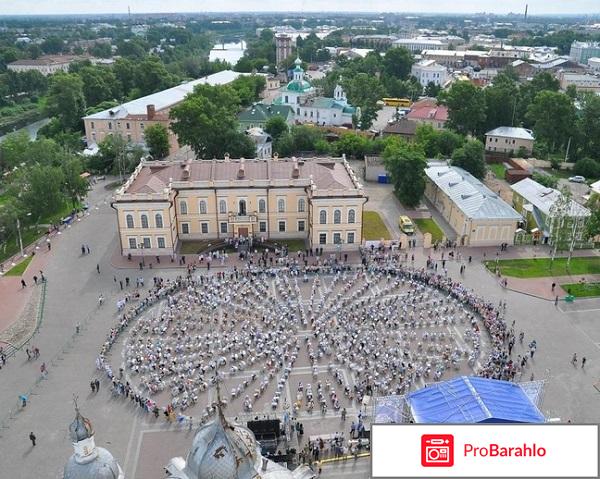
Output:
[0, 2, 599, 478]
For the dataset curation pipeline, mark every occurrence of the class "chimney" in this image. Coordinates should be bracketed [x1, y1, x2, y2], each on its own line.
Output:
[292, 157, 299, 178]
[146, 104, 156, 120]
[224, 153, 230, 162]
[182, 158, 192, 180]
[273, 153, 279, 161]
[237, 158, 245, 179]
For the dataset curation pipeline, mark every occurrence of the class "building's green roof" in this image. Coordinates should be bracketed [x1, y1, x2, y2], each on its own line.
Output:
[286, 79, 313, 92]
[238, 103, 293, 123]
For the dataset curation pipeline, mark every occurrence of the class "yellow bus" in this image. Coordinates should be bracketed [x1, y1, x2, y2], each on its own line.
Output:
[382, 97, 412, 108]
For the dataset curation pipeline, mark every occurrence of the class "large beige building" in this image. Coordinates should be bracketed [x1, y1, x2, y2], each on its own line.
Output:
[83, 70, 248, 154]
[113, 156, 367, 256]
[425, 165, 521, 246]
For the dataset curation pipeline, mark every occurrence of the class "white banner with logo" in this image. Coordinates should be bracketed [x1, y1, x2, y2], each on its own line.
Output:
[372, 424, 598, 477]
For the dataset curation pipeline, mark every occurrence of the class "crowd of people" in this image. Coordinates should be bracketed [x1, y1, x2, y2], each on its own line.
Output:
[95, 244, 525, 427]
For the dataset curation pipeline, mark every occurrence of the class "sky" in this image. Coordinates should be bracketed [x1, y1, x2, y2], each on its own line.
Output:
[1, 0, 599, 16]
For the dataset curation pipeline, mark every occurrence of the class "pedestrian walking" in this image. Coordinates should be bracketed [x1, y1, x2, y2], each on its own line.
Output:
[47, 240, 51, 251]
[96, 264, 100, 274]
[81, 245, 86, 255]
[119, 280, 123, 290]
[29, 432, 36, 446]
[21, 279, 27, 289]
[86, 245, 90, 254]
[571, 353, 578, 366]
[33, 275, 38, 285]
[90, 380, 96, 393]
[551, 282, 556, 292]
[582, 357, 587, 369]
[33, 347, 39, 359]
[39, 271, 45, 282]
[95, 378, 100, 392]
[40, 362, 47, 377]
[555, 295, 559, 307]
[26, 348, 31, 360]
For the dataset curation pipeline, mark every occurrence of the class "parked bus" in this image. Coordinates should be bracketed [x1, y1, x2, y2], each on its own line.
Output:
[382, 97, 412, 108]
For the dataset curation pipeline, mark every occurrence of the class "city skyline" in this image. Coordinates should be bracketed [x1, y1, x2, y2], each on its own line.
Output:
[1, 0, 600, 16]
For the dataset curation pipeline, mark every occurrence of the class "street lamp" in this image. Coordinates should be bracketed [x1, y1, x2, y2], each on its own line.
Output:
[138, 242, 145, 267]
[16, 212, 32, 257]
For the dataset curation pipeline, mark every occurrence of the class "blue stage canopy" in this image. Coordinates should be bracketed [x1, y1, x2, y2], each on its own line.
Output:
[406, 376, 545, 424]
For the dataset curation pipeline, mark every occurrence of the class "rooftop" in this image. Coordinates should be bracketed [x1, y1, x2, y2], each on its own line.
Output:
[407, 376, 546, 423]
[383, 118, 417, 136]
[238, 103, 293, 123]
[9, 55, 80, 66]
[121, 157, 362, 196]
[406, 98, 448, 122]
[84, 70, 246, 120]
[486, 127, 535, 141]
[511, 178, 590, 218]
[425, 165, 522, 220]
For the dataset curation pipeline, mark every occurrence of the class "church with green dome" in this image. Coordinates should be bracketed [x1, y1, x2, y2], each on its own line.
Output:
[273, 57, 359, 127]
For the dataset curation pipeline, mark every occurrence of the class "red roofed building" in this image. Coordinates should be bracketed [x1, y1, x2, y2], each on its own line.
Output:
[406, 98, 449, 130]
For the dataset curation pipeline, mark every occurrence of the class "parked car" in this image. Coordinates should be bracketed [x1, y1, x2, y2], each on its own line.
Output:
[399, 215, 415, 235]
[569, 175, 586, 183]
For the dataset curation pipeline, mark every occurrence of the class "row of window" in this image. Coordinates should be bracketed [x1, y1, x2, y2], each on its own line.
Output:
[127, 206, 357, 230]
[179, 198, 307, 216]
[488, 137, 517, 144]
[127, 237, 166, 249]
[319, 209, 355, 224]
[180, 220, 307, 235]
[125, 213, 164, 229]
[90, 121, 140, 131]
[319, 232, 355, 245]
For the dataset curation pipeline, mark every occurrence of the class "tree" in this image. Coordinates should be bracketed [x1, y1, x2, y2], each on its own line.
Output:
[41, 36, 64, 54]
[170, 84, 248, 159]
[18, 164, 65, 218]
[45, 73, 86, 131]
[0, 131, 30, 172]
[136, 57, 176, 96]
[229, 75, 266, 107]
[484, 73, 519, 132]
[424, 81, 441, 98]
[442, 81, 486, 136]
[61, 156, 89, 207]
[383, 139, 427, 207]
[342, 73, 385, 129]
[573, 158, 600, 178]
[584, 193, 600, 240]
[451, 139, 486, 179]
[144, 123, 170, 159]
[532, 171, 558, 188]
[90, 42, 112, 58]
[264, 116, 288, 140]
[581, 95, 600, 159]
[382, 47, 414, 80]
[333, 133, 370, 159]
[526, 91, 576, 152]
[79, 66, 120, 107]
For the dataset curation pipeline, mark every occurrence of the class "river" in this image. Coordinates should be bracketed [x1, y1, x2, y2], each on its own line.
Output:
[209, 41, 246, 65]
[0, 117, 50, 143]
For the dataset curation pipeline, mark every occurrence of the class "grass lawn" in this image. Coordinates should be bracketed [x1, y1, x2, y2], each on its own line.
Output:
[271, 239, 306, 252]
[414, 218, 444, 243]
[561, 282, 600, 298]
[487, 257, 600, 278]
[179, 240, 222, 255]
[489, 163, 507, 179]
[4, 255, 33, 276]
[362, 211, 391, 241]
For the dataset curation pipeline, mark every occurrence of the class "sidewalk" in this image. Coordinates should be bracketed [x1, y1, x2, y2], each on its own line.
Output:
[0, 248, 49, 335]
